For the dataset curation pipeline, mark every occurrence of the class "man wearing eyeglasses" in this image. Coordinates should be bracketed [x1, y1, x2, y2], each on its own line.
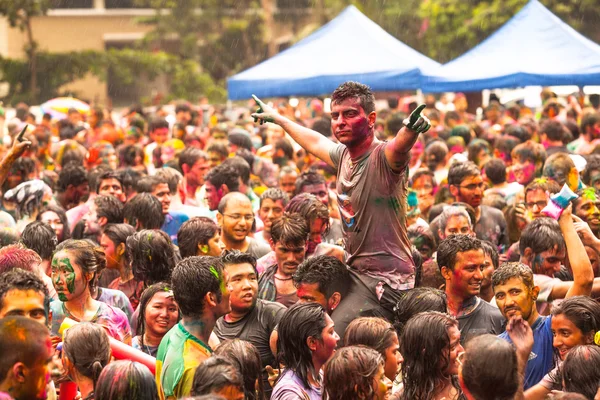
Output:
[448, 161, 510, 249]
[217, 192, 271, 260]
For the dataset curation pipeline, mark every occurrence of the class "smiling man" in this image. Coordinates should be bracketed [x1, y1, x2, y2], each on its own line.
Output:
[252, 82, 429, 312]
[438, 235, 504, 345]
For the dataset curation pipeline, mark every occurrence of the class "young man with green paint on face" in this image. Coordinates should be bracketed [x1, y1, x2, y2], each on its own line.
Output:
[156, 256, 231, 400]
[573, 187, 600, 237]
[252, 82, 430, 311]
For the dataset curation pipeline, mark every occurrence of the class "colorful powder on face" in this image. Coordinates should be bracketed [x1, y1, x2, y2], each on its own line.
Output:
[582, 188, 597, 202]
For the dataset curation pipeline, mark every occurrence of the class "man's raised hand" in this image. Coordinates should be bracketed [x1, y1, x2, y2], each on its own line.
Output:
[403, 104, 431, 134]
[251, 95, 277, 125]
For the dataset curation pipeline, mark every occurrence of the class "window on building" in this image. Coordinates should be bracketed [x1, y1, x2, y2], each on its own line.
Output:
[105, 0, 148, 8]
[49, 0, 94, 8]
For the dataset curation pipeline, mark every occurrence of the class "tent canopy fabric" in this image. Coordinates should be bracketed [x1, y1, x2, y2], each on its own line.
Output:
[227, 5, 440, 100]
[421, 0, 600, 93]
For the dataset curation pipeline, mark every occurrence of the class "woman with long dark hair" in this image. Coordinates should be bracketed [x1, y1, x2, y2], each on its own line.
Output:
[38, 204, 71, 243]
[95, 361, 158, 400]
[272, 302, 339, 400]
[561, 345, 600, 399]
[62, 323, 111, 400]
[214, 339, 265, 400]
[399, 311, 465, 400]
[132, 282, 179, 357]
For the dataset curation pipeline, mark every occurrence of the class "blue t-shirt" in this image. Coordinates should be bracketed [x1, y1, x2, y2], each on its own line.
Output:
[162, 211, 189, 245]
[499, 316, 556, 390]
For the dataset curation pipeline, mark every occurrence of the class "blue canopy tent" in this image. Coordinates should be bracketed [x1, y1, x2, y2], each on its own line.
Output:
[421, 0, 600, 93]
[227, 5, 440, 100]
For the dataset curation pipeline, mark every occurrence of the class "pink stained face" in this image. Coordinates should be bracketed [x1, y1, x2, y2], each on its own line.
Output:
[513, 159, 536, 185]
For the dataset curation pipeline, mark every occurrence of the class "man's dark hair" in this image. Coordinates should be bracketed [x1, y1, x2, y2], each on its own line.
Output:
[580, 112, 600, 135]
[590, 94, 600, 109]
[541, 120, 567, 142]
[260, 188, 289, 208]
[222, 156, 251, 185]
[331, 81, 375, 115]
[0, 268, 48, 313]
[491, 262, 535, 291]
[480, 240, 499, 270]
[519, 218, 566, 258]
[135, 175, 165, 194]
[205, 164, 240, 193]
[274, 139, 294, 160]
[285, 193, 329, 227]
[271, 212, 309, 247]
[444, 111, 460, 126]
[102, 223, 135, 250]
[312, 118, 332, 137]
[386, 112, 406, 137]
[582, 154, 600, 186]
[425, 141, 449, 167]
[393, 287, 446, 335]
[293, 255, 350, 300]
[87, 166, 111, 193]
[149, 117, 169, 132]
[206, 143, 228, 159]
[217, 192, 252, 215]
[171, 256, 224, 318]
[4, 158, 35, 192]
[484, 159, 507, 185]
[21, 221, 57, 260]
[178, 217, 219, 259]
[505, 125, 531, 143]
[228, 131, 253, 151]
[0, 228, 19, 247]
[94, 195, 124, 224]
[220, 249, 257, 273]
[191, 356, 244, 397]
[175, 102, 191, 115]
[494, 136, 519, 161]
[127, 229, 176, 286]
[123, 193, 165, 230]
[96, 171, 124, 194]
[295, 170, 326, 196]
[179, 148, 208, 171]
[57, 164, 88, 192]
[437, 235, 483, 271]
[448, 161, 480, 187]
[276, 302, 328, 390]
[0, 316, 51, 382]
[450, 125, 472, 146]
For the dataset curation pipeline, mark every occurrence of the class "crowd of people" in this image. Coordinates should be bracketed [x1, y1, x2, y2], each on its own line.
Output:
[0, 81, 599, 400]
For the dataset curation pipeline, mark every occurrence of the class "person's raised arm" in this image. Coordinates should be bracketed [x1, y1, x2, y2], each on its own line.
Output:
[0, 126, 31, 189]
[384, 105, 430, 172]
[252, 95, 337, 168]
[559, 204, 594, 298]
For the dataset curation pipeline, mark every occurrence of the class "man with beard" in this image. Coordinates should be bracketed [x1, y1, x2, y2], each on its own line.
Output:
[448, 161, 509, 248]
[258, 213, 308, 307]
[214, 250, 286, 397]
[217, 193, 270, 260]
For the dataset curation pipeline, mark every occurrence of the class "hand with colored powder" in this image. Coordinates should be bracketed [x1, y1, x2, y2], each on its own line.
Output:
[251, 95, 279, 125]
[403, 104, 431, 134]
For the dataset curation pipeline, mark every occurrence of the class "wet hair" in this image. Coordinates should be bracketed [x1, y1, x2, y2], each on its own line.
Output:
[461, 334, 519, 400]
[37, 205, 71, 243]
[425, 141, 449, 167]
[96, 171, 124, 194]
[123, 193, 165, 230]
[223, 156, 251, 185]
[214, 339, 265, 400]
[562, 345, 600, 399]
[55, 239, 106, 292]
[21, 221, 58, 260]
[274, 138, 294, 160]
[438, 206, 473, 234]
[543, 153, 576, 186]
[171, 256, 225, 318]
[551, 296, 600, 337]
[407, 224, 436, 254]
[259, 188, 289, 209]
[126, 230, 175, 286]
[0, 228, 19, 247]
[437, 234, 482, 272]
[582, 154, 600, 186]
[205, 163, 241, 193]
[155, 168, 183, 195]
[0, 243, 42, 274]
[448, 161, 481, 187]
[63, 323, 111, 390]
[0, 316, 50, 382]
[484, 158, 507, 185]
[177, 217, 219, 259]
[511, 141, 547, 177]
[135, 175, 164, 194]
[467, 139, 491, 165]
[293, 255, 350, 301]
[270, 212, 309, 247]
[136, 282, 179, 351]
[399, 311, 461, 400]
[0, 268, 49, 316]
[541, 120, 568, 142]
[494, 136, 519, 161]
[276, 302, 328, 390]
[95, 360, 158, 400]
[102, 224, 135, 252]
[57, 164, 88, 192]
[220, 249, 257, 272]
[344, 317, 397, 361]
[285, 193, 329, 230]
[179, 148, 208, 171]
[206, 142, 228, 159]
[295, 170, 326, 196]
[519, 217, 566, 260]
[94, 195, 124, 224]
[331, 81, 375, 115]
[322, 346, 383, 400]
[524, 178, 561, 199]
[191, 356, 244, 396]
[480, 240, 499, 270]
[393, 287, 447, 335]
